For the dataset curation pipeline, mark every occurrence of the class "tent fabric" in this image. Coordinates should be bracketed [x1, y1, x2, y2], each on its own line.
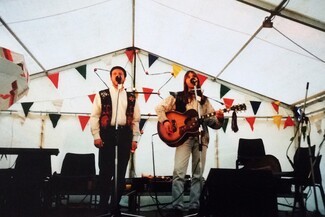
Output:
[0, 0, 324, 108]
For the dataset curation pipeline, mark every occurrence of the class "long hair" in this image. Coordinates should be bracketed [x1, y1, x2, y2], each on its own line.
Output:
[182, 70, 206, 105]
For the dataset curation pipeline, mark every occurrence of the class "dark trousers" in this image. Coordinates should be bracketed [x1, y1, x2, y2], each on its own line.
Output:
[98, 126, 132, 212]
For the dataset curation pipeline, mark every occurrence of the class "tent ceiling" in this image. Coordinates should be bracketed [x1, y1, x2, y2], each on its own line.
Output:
[237, 0, 325, 32]
[0, 0, 324, 106]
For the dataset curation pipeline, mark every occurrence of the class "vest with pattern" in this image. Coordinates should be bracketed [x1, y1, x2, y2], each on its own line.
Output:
[99, 89, 136, 131]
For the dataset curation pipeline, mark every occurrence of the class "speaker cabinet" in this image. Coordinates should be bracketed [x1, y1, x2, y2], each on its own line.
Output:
[199, 168, 278, 217]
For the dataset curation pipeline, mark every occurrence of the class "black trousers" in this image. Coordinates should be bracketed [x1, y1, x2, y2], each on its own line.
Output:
[98, 126, 132, 212]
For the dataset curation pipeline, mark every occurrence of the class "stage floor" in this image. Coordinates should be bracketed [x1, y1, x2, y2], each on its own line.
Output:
[42, 205, 324, 217]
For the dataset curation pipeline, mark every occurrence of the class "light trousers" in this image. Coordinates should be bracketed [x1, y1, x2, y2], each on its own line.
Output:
[172, 137, 207, 210]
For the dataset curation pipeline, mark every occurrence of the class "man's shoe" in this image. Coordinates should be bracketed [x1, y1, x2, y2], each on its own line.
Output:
[188, 208, 199, 216]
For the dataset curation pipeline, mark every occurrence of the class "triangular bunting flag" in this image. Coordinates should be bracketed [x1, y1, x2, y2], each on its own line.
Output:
[78, 115, 90, 131]
[142, 87, 153, 103]
[273, 115, 282, 129]
[220, 84, 230, 99]
[88, 94, 96, 103]
[284, 116, 295, 129]
[139, 118, 148, 134]
[197, 73, 207, 86]
[172, 64, 182, 77]
[245, 117, 256, 131]
[148, 53, 158, 67]
[21, 102, 33, 117]
[250, 101, 261, 115]
[222, 118, 229, 133]
[48, 72, 59, 89]
[223, 98, 234, 109]
[271, 101, 280, 114]
[125, 49, 134, 63]
[49, 114, 61, 128]
[76, 65, 87, 79]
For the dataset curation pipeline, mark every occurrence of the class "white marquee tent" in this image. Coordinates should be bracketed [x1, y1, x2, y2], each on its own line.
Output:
[1, 0, 325, 213]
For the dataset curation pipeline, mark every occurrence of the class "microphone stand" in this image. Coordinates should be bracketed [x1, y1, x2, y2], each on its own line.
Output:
[109, 83, 121, 217]
[297, 82, 320, 216]
[114, 84, 144, 217]
[192, 83, 204, 193]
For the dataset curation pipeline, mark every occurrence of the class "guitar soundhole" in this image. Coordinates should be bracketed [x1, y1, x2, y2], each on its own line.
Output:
[171, 120, 177, 133]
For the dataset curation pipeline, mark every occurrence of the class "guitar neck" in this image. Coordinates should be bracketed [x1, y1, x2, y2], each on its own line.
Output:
[201, 104, 246, 119]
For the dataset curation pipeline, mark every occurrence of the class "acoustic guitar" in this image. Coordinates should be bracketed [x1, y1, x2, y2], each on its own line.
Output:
[157, 104, 246, 147]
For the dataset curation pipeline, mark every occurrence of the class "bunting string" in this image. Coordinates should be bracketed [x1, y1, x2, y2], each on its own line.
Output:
[136, 52, 147, 74]
[157, 75, 174, 98]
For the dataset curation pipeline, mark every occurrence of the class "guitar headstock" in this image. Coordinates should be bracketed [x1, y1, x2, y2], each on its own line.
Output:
[223, 103, 246, 113]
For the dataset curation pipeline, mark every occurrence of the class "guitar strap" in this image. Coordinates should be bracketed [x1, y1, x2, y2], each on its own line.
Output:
[170, 91, 187, 113]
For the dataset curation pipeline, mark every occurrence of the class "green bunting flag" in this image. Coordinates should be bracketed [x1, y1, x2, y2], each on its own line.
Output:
[220, 84, 230, 99]
[76, 65, 87, 79]
[148, 53, 158, 67]
[21, 102, 33, 117]
[140, 118, 148, 132]
[250, 101, 261, 115]
[49, 114, 61, 128]
[222, 118, 229, 133]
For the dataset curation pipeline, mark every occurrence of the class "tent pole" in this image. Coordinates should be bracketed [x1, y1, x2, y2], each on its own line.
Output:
[0, 17, 47, 73]
[214, 25, 263, 79]
[215, 0, 288, 79]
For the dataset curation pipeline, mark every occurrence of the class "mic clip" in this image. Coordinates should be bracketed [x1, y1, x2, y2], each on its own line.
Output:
[190, 78, 198, 86]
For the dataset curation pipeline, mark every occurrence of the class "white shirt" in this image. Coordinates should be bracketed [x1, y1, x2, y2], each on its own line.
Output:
[90, 87, 141, 141]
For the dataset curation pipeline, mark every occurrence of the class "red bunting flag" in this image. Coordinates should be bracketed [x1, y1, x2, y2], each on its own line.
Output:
[284, 116, 295, 129]
[245, 117, 256, 131]
[78, 115, 90, 131]
[142, 87, 153, 103]
[48, 72, 59, 89]
[271, 101, 280, 114]
[88, 94, 96, 103]
[125, 49, 134, 63]
[223, 98, 234, 109]
[197, 74, 208, 86]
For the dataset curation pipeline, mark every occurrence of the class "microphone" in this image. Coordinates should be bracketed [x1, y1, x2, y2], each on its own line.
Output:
[190, 77, 198, 85]
[94, 68, 110, 72]
[116, 76, 122, 84]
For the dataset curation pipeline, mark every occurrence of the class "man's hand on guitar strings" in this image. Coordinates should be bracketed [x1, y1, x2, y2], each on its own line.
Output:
[164, 120, 173, 135]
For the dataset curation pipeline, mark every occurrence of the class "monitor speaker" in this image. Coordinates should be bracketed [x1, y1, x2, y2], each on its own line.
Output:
[199, 168, 277, 217]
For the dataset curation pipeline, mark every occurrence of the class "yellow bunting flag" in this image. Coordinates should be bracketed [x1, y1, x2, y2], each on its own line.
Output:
[172, 64, 182, 77]
[273, 115, 282, 129]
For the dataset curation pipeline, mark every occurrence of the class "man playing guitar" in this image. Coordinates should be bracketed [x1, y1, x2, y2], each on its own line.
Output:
[155, 70, 224, 216]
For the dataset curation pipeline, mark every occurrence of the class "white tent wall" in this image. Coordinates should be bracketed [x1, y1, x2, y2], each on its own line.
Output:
[0, 50, 324, 213]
